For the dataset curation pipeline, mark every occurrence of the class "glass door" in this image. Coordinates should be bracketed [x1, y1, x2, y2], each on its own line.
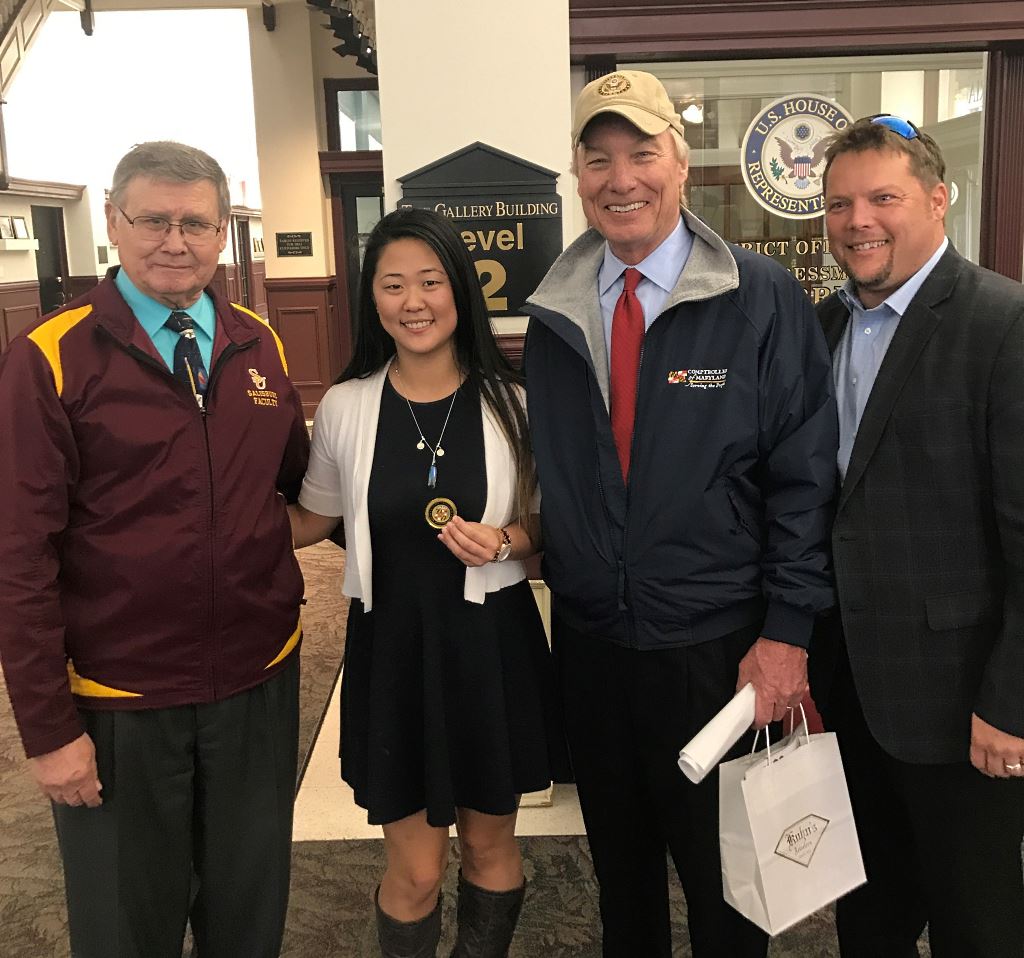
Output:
[626, 53, 987, 303]
[329, 175, 384, 371]
[341, 182, 385, 315]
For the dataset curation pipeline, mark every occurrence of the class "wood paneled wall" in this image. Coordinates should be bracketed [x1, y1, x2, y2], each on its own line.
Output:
[264, 277, 339, 418]
[66, 275, 101, 301]
[981, 47, 1024, 282]
[250, 261, 267, 318]
[0, 280, 41, 351]
[210, 264, 238, 307]
[497, 333, 526, 370]
[211, 263, 269, 319]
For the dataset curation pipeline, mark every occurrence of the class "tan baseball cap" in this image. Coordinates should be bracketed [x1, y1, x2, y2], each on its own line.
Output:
[572, 70, 685, 146]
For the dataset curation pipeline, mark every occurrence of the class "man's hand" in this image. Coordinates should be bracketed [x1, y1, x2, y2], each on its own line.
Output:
[29, 733, 103, 807]
[737, 637, 808, 730]
[970, 714, 1024, 779]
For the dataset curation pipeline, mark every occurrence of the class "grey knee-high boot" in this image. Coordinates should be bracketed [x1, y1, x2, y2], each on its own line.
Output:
[449, 871, 526, 958]
[376, 886, 442, 958]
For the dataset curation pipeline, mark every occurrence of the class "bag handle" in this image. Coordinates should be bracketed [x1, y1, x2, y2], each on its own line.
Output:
[749, 703, 810, 765]
[788, 703, 810, 743]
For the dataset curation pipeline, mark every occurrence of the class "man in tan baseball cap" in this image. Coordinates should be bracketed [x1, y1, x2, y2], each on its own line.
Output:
[523, 70, 837, 957]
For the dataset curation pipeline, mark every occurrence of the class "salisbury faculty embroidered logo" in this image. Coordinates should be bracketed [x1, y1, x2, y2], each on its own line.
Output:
[246, 367, 278, 407]
[741, 95, 854, 220]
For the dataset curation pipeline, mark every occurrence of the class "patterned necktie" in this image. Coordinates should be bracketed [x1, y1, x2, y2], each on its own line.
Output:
[165, 310, 209, 407]
[609, 267, 644, 480]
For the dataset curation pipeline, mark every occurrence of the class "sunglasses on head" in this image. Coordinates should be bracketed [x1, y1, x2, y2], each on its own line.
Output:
[865, 114, 921, 140]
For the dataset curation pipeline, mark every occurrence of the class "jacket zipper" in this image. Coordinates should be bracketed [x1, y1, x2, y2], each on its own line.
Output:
[591, 453, 626, 615]
[96, 325, 257, 699]
[196, 340, 254, 698]
[619, 339, 646, 648]
[529, 304, 643, 646]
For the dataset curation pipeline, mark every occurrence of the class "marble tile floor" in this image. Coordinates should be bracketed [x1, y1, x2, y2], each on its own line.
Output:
[286, 660, 855, 956]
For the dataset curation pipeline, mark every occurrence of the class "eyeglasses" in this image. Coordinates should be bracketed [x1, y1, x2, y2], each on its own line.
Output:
[866, 114, 920, 141]
[118, 207, 222, 244]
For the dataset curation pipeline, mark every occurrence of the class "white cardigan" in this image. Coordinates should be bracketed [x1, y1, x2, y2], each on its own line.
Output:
[298, 364, 527, 612]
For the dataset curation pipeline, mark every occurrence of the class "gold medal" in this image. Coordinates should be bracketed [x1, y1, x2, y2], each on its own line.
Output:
[425, 497, 458, 529]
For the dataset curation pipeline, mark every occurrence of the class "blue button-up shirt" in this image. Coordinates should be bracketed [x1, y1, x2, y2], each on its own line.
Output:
[833, 237, 948, 479]
[598, 217, 693, 356]
[115, 268, 216, 373]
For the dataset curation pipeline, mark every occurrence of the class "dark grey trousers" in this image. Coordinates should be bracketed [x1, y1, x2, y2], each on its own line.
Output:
[823, 649, 1024, 958]
[53, 655, 300, 958]
[554, 617, 769, 958]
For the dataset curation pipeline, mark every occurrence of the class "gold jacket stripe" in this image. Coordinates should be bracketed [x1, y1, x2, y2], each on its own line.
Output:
[27, 305, 95, 397]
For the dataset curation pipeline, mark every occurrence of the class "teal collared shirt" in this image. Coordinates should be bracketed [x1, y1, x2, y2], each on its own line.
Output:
[115, 268, 216, 372]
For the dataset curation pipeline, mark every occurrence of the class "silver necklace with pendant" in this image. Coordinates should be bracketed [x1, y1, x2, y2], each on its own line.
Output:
[394, 364, 458, 489]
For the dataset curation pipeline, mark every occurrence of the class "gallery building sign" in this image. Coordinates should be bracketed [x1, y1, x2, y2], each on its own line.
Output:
[741, 95, 854, 220]
[398, 143, 562, 317]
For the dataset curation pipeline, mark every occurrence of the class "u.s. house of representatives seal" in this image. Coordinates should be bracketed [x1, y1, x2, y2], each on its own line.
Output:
[741, 94, 854, 220]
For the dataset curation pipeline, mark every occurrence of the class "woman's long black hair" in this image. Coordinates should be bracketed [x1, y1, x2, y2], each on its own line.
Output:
[338, 207, 535, 524]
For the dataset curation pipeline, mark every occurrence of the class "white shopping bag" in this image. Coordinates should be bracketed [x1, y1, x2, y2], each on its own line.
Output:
[718, 713, 866, 935]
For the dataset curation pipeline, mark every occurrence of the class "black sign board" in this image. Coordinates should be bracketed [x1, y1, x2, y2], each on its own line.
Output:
[276, 231, 313, 257]
[398, 143, 562, 317]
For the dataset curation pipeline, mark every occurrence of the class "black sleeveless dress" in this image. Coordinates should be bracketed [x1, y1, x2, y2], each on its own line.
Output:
[340, 377, 565, 827]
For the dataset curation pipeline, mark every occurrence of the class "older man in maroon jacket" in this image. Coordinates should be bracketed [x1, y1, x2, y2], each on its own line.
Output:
[0, 142, 309, 958]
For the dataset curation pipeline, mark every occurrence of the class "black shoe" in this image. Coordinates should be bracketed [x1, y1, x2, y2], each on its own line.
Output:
[375, 886, 442, 958]
[449, 870, 525, 958]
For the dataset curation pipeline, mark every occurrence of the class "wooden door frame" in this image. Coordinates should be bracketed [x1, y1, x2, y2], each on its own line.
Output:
[568, 1, 1024, 58]
[321, 77, 385, 374]
[324, 77, 381, 153]
[30, 203, 70, 312]
[326, 169, 384, 374]
[231, 214, 253, 309]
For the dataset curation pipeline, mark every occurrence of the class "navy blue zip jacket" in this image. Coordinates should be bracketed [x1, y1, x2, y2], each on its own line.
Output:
[523, 209, 837, 651]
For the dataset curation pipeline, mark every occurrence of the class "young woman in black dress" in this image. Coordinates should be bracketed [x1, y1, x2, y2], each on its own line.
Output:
[289, 208, 562, 957]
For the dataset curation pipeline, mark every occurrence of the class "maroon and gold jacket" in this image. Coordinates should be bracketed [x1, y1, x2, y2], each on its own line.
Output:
[0, 271, 309, 758]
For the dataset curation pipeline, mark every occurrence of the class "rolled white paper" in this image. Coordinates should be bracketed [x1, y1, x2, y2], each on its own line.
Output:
[677, 683, 756, 784]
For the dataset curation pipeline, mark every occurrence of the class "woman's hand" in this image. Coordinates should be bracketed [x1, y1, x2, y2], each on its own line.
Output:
[437, 516, 538, 567]
[437, 516, 504, 567]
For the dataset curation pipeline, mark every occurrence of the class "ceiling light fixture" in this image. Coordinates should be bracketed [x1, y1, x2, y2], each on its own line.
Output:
[682, 103, 704, 125]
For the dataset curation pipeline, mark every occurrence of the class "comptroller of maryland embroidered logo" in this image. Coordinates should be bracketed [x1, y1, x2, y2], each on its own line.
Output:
[741, 95, 854, 220]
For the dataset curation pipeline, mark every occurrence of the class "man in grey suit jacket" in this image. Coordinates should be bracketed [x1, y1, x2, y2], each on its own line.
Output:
[813, 115, 1024, 957]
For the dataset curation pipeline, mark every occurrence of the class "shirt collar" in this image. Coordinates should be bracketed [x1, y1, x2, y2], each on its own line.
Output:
[837, 236, 949, 317]
[598, 215, 691, 297]
[114, 267, 216, 340]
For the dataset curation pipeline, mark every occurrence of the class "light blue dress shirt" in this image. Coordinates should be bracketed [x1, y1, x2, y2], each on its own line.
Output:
[598, 216, 693, 356]
[115, 268, 216, 373]
[833, 236, 948, 479]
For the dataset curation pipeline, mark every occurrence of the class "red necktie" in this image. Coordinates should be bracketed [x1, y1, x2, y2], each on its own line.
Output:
[610, 267, 644, 480]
